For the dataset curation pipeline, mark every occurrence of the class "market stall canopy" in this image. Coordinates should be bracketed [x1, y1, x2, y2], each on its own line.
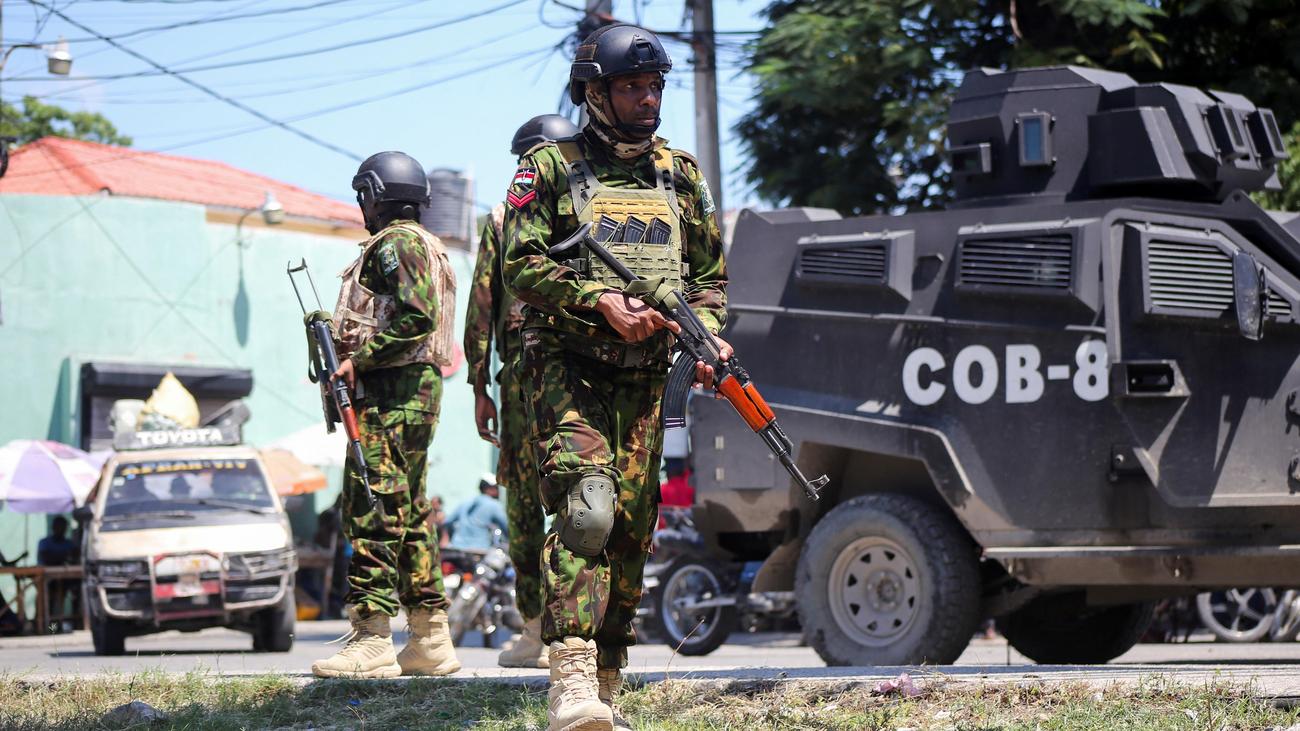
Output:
[259, 448, 328, 497]
[0, 440, 109, 513]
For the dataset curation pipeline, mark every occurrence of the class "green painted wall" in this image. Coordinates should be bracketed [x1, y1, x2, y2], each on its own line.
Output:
[0, 194, 493, 615]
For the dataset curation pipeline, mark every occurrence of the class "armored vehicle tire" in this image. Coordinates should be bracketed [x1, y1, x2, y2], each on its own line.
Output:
[91, 616, 126, 656]
[996, 593, 1154, 664]
[650, 558, 737, 656]
[796, 494, 981, 666]
[253, 592, 295, 653]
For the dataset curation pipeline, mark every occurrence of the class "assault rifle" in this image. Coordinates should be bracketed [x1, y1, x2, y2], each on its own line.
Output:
[287, 259, 374, 509]
[549, 223, 829, 501]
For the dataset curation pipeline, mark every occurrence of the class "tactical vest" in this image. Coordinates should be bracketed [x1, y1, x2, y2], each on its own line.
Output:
[490, 203, 526, 357]
[555, 140, 686, 290]
[334, 221, 457, 369]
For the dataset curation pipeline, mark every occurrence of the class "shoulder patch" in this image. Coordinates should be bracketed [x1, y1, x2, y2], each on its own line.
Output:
[377, 243, 400, 276]
[698, 176, 717, 216]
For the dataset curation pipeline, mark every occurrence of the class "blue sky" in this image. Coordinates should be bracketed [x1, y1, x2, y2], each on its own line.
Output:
[1, 0, 765, 213]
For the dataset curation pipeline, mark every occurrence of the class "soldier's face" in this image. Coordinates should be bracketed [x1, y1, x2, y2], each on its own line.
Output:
[608, 72, 663, 131]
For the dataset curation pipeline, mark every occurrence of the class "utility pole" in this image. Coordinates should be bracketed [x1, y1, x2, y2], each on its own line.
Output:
[575, 0, 614, 127]
[689, 0, 722, 214]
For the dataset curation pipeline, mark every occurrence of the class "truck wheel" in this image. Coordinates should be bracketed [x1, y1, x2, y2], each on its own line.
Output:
[253, 592, 296, 653]
[651, 559, 737, 656]
[797, 494, 980, 665]
[997, 592, 1154, 663]
[91, 616, 126, 656]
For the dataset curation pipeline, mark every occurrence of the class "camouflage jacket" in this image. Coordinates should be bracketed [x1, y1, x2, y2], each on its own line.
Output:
[463, 204, 525, 389]
[350, 219, 442, 420]
[501, 129, 727, 357]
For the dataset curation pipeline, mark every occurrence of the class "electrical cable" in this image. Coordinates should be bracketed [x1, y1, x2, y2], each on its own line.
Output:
[33, 21, 532, 106]
[3, 0, 530, 82]
[23, 0, 363, 161]
[20, 0, 360, 45]
[0, 40, 564, 186]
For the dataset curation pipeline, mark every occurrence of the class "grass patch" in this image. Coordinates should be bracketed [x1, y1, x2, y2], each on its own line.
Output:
[1, 673, 1297, 730]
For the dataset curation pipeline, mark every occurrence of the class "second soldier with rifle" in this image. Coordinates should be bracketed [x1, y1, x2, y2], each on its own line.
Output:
[310, 151, 462, 679]
[464, 113, 581, 670]
[503, 24, 728, 731]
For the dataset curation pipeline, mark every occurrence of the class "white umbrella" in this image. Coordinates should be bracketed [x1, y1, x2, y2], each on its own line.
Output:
[266, 422, 347, 468]
[0, 440, 108, 513]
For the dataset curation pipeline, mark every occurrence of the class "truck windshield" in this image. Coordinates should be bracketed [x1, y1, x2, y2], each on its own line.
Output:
[104, 459, 275, 517]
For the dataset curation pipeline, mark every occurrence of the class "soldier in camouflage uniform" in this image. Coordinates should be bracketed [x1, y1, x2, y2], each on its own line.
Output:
[465, 114, 580, 670]
[502, 25, 728, 731]
[312, 151, 461, 679]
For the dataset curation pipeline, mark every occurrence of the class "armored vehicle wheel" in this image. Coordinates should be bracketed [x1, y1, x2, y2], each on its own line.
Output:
[796, 494, 980, 665]
[997, 593, 1154, 663]
[91, 616, 126, 656]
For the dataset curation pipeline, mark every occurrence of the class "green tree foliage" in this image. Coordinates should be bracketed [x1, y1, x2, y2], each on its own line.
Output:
[0, 95, 132, 147]
[1255, 121, 1300, 212]
[739, 0, 1300, 213]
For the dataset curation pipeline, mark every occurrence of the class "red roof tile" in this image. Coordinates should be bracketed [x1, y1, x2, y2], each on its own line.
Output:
[0, 137, 362, 226]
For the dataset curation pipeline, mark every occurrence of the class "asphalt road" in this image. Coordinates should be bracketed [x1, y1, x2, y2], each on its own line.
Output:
[6, 622, 1300, 694]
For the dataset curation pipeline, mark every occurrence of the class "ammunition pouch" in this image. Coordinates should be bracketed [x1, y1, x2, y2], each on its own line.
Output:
[533, 328, 662, 369]
[558, 474, 618, 557]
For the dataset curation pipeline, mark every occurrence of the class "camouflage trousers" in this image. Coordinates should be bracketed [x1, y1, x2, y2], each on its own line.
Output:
[522, 329, 665, 670]
[342, 407, 448, 618]
[498, 347, 546, 622]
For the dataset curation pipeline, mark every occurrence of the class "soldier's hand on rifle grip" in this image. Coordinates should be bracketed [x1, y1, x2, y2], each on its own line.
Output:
[331, 358, 357, 393]
[595, 291, 681, 343]
[695, 336, 733, 392]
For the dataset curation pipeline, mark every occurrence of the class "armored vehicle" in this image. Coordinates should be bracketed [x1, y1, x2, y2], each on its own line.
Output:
[689, 66, 1300, 665]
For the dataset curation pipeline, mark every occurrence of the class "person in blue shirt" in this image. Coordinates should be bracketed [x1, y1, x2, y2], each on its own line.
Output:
[444, 475, 510, 550]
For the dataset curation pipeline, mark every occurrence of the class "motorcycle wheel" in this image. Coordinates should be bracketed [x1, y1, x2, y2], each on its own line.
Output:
[1197, 589, 1281, 643]
[448, 585, 487, 646]
[651, 558, 737, 656]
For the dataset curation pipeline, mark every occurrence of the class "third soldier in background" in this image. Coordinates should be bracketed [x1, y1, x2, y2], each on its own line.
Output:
[503, 24, 728, 731]
[464, 113, 580, 669]
[311, 152, 461, 679]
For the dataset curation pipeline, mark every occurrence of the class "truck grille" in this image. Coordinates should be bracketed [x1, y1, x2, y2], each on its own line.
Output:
[226, 549, 294, 580]
[1146, 238, 1233, 312]
[959, 234, 1073, 289]
[1267, 287, 1291, 318]
[797, 245, 887, 282]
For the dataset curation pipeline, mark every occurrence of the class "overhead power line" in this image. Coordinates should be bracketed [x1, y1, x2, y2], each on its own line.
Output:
[25, 0, 363, 161]
[3, 0, 530, 82]
[18, 0, 359, 45]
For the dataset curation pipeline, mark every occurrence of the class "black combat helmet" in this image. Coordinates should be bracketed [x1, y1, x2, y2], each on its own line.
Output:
[511, 114, 580, 157]
[352, 151, 430, 233]
[351, 151, 431, 207]
[568, 23, 672, 105]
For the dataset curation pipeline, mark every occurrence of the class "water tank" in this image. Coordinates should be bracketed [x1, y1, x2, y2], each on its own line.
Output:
[422, 168, 475, 248]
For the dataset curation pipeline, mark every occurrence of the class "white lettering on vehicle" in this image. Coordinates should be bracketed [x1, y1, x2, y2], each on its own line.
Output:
[901, 341, 1109, 405]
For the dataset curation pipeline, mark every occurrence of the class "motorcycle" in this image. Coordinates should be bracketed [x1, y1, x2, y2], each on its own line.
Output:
[443, 531, 522, 648]
[642, 508, 798, 656]
[1196, 587, 1300, 643]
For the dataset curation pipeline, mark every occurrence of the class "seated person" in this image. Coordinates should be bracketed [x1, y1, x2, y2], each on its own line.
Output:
[444, 476, 509, 551]
[37, 516, 80, 632]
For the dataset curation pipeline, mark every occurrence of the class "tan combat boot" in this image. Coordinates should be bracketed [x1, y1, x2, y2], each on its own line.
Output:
[597, 668, 632, 731]
[311, 606, 401, 678]
[547, 637, 612, 731]
[498, 616, 550, 668]
[396, 607, 462, 676]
